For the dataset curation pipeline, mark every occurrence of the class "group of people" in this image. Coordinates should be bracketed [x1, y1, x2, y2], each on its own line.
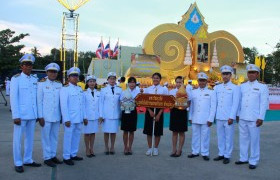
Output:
[10, 53, 268, 173]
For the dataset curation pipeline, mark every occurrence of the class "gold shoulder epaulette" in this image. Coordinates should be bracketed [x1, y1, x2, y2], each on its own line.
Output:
[241, 80, 248, 84]
[259, 81, 266, 84]
[40, 78, 47, 82]
[55, 80, 61, 83]
[13, 73, 20, 78]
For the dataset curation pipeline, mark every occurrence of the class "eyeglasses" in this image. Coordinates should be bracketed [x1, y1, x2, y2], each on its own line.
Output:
[222, 72, 231, 75]
[69, 74, 79, 77]
[47, 70, 58, 73]
[22, 62, 33, 66]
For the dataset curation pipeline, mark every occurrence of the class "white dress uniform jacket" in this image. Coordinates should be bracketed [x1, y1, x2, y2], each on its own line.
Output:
[239, 80, 269, 121]
[214, 81, 239, 120]
[60, 83, 86, 123]
[189, 87, 216, 124]
[84, 88, 100, 120]
[10, 72, 38, 120]
[37, 79, 62, 122]
[10, 72, 38, 166]
[99, 85, 122, 120]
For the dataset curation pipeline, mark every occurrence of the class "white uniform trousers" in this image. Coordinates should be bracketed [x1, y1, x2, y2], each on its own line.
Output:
[216, 120, 234, 158]
[191, 124, 210, 156]
[239, 120, 260, 165]
[41, 121, 60, 160]
[63, 123, 82, 160]
[13, 119, 36, 166]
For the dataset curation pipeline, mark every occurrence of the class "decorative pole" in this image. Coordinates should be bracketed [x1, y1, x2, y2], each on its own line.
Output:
[210, 41, 219, 68]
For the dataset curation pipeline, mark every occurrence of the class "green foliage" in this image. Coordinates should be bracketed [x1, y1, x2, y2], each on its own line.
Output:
[243, 47, 258, 64]
[0, 29, 29, 78]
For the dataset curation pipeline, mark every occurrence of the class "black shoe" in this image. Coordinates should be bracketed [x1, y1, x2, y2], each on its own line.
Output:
[105, 151, 110, 155]
[63, 159, 74, 166]
[91, 154, 96, 157]
[170, 153, 177, 157]
[23, 162, 41, 167]
[223, 158, 230, 164]
[15, 166, 24, 173]
[127, 152, 133, 155]
[188, 154, 199, 158]
[235, 161, 249, 165]
[44, 159, 56, 167]
[203, 156, 210, 161]
[71, 156, 83, 161]
[86, 154, 92, 158]
[51, 157, 63, 164]
[110, 151, 115, 155]
[213, 156, 224, 161]
[249, 164, 257, 169]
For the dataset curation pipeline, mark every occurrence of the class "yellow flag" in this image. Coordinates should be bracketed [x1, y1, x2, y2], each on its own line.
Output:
[261, 57, 266, 70]
[255, 56, 261, 68]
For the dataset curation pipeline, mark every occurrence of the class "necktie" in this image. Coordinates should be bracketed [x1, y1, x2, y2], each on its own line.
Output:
[155, 87, 158, 94]
[91, 91, 94, 97]
[111, 86, 115, 95]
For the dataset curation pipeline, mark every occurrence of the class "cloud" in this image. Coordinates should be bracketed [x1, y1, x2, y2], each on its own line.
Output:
[0, 20, 137, 56]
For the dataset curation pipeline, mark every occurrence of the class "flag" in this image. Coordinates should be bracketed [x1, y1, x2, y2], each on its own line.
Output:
[261, 57, 266, 70]
[103, 42, 111, 58]
[96, 40, 104, 59]
[113, 41, 119, 57]
[255, 56, 261, 68]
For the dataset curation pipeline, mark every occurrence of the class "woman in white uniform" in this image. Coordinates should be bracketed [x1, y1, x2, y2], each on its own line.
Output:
[99, 72, 122, 155]
[83, 75, 100, 157]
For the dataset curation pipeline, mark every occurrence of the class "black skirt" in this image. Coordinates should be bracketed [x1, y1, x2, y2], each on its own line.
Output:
[143, 108, 164, 136]
[121, 110, 137, 132]
[169, 108, 188, 132]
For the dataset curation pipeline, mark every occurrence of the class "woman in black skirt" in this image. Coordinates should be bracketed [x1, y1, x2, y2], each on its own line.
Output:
[143, 73, 168, 156]
[169, 76, 191, 157]
[120, 77, 140, 155]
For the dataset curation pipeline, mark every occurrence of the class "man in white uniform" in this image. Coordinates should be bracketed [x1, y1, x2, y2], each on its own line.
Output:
[213, 65, 239, 164]
[235, 64, 269, 169]
[5, 77, 10, 96]
[37, 63, 63, 167]
[188, 72, 216, 161]
[10, 54, 41, 173]
[60, 67, 87, 165]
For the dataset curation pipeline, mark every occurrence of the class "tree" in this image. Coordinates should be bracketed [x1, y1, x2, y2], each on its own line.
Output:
[31, 46, 41, 57]
[243, 47, 259, 64]
[270, 42, 280, 85]
[78, 51, 96, 74]
[0, 29, 29, 79]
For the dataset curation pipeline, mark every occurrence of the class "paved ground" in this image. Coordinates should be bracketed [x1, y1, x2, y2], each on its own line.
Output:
[0, 96, 280, 180]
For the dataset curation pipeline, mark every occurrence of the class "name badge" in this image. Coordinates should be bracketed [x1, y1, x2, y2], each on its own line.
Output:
[204, 94, 209, 96]
[46, 86, 50, 89]
[116, 93, 121, 95]
[253, 88, 259, 91]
